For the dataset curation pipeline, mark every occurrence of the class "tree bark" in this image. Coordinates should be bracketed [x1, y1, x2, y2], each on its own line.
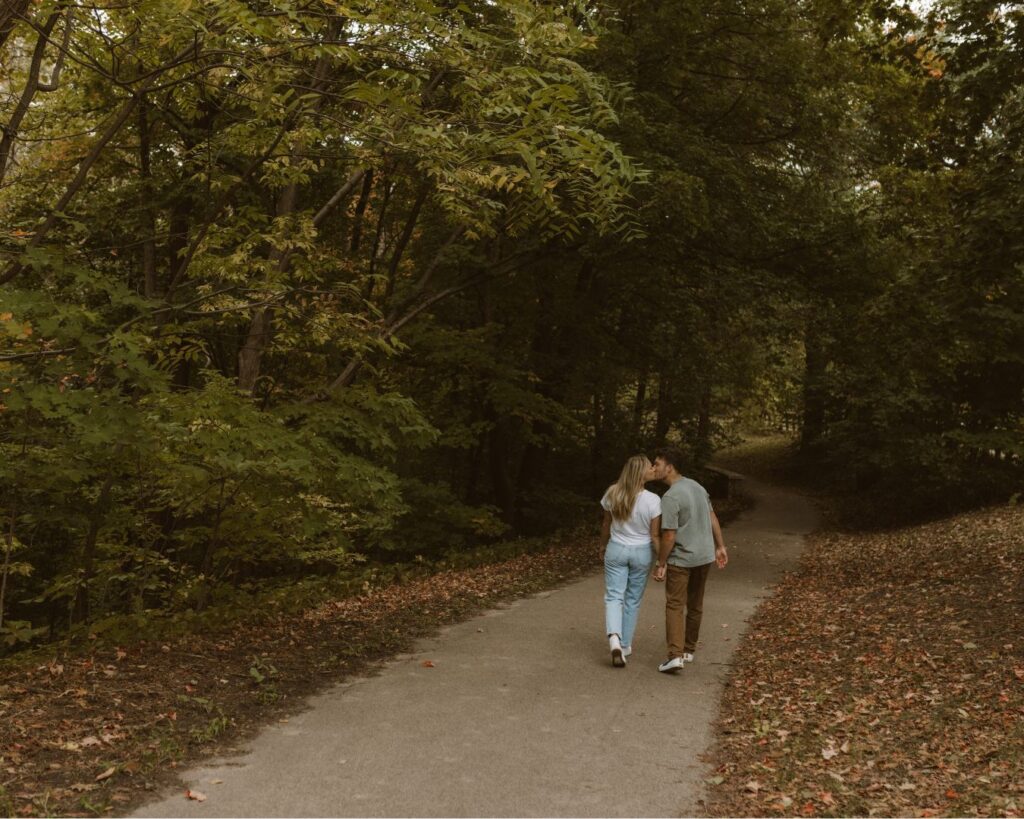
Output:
[800, 319, 828, 455]
[349, 168, 374, 252]
[0, 0, 32, 53]
[1, 42, 197, 287]
[0, 500, 16, 631]
[237, 183, 297, 392]
[237, 169, 367, 393]
[695, 384, 712, 465]
[382, 182, 428, 304]
[0, 12, 60, 187]
[632, 372, 648, 445]
[654, 370, 672, 443]
[73, 469, 116, 625]
[138, 96, 159, 298]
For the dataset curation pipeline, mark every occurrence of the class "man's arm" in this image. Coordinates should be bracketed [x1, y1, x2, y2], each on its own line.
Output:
[711, 507, 728, 568]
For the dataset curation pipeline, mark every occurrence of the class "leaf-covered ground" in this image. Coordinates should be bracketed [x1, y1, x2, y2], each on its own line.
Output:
[705, 503, 1024, 818]
[0, 531, 610, 818]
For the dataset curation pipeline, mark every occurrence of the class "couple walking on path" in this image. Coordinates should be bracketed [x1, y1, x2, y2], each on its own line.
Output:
[600, 447, 729, 671]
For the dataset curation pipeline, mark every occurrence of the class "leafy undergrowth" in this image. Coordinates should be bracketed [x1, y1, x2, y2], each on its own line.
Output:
[705, 503, 1024, 818]
[0, 530, 604, 818]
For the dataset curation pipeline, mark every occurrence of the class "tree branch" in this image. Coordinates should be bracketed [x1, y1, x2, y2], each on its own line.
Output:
[319, 247, 536, 396]
[0, 12, 60, 187]
[0, 41, 200, 287]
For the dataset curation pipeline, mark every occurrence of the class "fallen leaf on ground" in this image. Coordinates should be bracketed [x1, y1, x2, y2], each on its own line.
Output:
[95, 766, 116, 782]
[421, 660, 435, 668]
[186, 789, 207, 802]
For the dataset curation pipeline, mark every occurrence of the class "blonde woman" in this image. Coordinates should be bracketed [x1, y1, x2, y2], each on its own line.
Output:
[600, 454, 661, 667]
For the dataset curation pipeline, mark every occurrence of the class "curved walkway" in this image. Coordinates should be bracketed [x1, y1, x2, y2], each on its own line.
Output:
[134, 478, 818, 818]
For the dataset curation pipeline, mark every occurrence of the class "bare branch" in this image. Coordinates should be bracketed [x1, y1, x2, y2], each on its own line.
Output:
[0, 12, 60, 187]
[36, 8, 73, 92]
[0, 0, 31, 53]
[0, 41, 201, 287]
[320, 248, 536, 396]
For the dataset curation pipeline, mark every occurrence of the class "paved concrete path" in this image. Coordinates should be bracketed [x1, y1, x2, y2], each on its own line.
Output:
[135, 478, 817, 818]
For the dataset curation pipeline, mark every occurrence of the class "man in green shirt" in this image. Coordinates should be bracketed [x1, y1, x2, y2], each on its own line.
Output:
[651, 447, 728, 673]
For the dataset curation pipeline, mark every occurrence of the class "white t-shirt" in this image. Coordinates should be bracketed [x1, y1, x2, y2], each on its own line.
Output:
[600, 489, 661, 547]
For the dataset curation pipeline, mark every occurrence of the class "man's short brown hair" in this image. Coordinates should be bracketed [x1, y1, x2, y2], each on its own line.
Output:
[655, 446, 686, 474]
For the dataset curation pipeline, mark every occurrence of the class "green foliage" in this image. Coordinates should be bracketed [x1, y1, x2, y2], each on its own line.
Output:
[1, 0, 1020, 650]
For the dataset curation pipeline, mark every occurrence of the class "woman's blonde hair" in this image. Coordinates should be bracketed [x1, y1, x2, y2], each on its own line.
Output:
[606, 455, 652, 522]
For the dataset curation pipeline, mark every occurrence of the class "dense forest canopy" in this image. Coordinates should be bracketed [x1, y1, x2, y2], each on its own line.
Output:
[1, 0, 1021, 649]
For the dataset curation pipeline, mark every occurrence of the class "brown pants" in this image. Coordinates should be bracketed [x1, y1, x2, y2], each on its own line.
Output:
[665, 562, 711, 658]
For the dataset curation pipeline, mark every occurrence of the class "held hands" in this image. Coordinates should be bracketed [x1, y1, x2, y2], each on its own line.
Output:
[652, 564, 667, 582]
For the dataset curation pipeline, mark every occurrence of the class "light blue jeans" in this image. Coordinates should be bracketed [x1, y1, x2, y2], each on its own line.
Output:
[604, 540, 653, 648]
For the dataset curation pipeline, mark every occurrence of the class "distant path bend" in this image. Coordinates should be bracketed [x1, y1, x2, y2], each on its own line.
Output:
[135, 477, 819, 818]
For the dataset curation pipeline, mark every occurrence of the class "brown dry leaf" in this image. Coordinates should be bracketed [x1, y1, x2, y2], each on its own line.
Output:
[95, 766, 116, 782]
[421, 660, 435, 668]
[80, 736, 102, 748]
[704, 503, 1024, 818]
[186, 789, 207, 802]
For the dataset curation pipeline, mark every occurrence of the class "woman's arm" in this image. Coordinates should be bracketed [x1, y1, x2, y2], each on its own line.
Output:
[649, 513, 661, 546]
[600, 510, 612, 548]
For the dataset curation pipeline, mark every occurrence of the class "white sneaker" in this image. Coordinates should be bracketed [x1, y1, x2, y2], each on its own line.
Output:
[682, 652, 694, 663]
[622, 645, 632, 658]
[658, 656, 684, 673]
[610, 635, 625, 667]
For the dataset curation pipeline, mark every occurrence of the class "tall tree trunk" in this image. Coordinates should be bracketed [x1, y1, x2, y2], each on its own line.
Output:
[194, 479, 226, 613]
[654, 370, 672, 443]
[0, 500, 16, 631]
[0, 12, 60, 186]
[695, 384, 712, 465]
[487, 412, 516, 526]
[800, 319, 828, 455]
[632, 372, 648, 446]
[238, 166, 367, 393]
[138, 96, 159, 298]
[73, 469, 116, 624]
[237, 183, 298, 392]
[349, 168, 374, 252]
[516, 257, 595, 509]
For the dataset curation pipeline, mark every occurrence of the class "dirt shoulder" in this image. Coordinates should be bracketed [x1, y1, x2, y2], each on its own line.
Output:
[0, 532, 604, 818]
[704, 502, 1024, 818]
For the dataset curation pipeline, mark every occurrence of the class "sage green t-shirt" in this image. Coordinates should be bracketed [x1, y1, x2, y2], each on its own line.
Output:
[660, 477, 715, 568]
